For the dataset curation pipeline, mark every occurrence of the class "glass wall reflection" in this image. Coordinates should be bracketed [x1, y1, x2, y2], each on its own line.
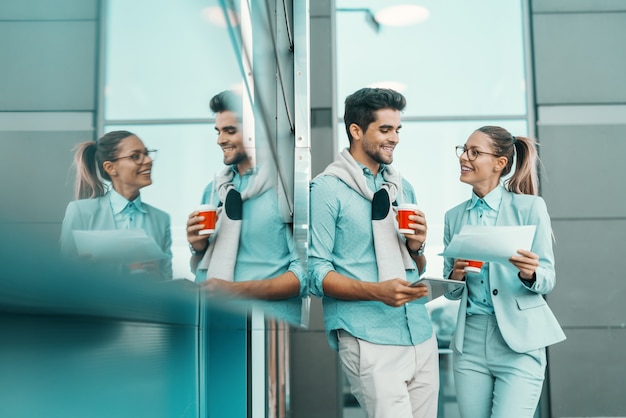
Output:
[103, 0, 306, 329]
[102, 2, 306, 414]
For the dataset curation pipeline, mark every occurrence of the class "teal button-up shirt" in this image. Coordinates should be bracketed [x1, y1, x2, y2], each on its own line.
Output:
[464, 186, 503, 316]
[309, 164, 432, 351]
[109, 188, 147, 230]
[195, 166, 306, 323]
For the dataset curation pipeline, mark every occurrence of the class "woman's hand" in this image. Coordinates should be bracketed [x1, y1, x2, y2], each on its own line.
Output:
[509, 249, 539, 280]
[449, 259, 468, 281]
[128, 261, 159, 276]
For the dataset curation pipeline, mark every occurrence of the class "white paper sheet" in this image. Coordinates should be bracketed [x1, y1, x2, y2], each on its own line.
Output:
[72, 229, 168, 264]
[440, 225, 536, 264]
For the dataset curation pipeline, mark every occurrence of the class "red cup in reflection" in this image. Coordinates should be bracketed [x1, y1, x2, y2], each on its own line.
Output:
[397, 203, 419, 234]
[464, 260, 484, 274]
[197, 204, 217, 235]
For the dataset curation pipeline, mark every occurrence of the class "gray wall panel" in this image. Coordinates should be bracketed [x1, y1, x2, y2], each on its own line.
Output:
[0, 131, 86, 224]
[548, 328, 626, 417]
[532, 0, 626, 13]
[0, 0, 97, 20]
[310, 17, 333, 109]
[290, 330, 341, 417]
[533, 13, 626, 104]
[290, 297, 341, 418]
[0, 21, 97, 111]
[550, 219, 626, 327]
[0, 223, 62, 251]
[538, 124, 626, 219]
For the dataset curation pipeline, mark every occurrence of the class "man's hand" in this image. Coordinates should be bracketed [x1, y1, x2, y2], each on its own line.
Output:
[187, 210, 211, 253]
[201, 278, 242, 296]
[373, 278, 429, 307]
[403, 209, 427, 251]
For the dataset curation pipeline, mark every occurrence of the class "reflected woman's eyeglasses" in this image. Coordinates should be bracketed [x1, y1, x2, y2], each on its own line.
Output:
[110, 149, 158, 164]
[455, 145, 498, 161]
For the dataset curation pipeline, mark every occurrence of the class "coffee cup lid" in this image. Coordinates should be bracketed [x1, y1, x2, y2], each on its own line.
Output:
[198, 203, 217, 211]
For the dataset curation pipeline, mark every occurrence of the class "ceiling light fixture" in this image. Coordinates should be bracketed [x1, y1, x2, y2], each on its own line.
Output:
[367, 81, 408, 93]
[201, 6, 240, 27]
[375, 4, 430, 27]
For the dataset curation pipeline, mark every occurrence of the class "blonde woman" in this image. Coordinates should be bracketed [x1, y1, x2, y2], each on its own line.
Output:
[444, 126, 565, 417]
[61, 130, 172, 279]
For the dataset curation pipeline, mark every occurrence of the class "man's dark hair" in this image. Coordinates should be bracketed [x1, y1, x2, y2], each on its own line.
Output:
[209, 90, 243, 116]
[343, 87, 406, 142]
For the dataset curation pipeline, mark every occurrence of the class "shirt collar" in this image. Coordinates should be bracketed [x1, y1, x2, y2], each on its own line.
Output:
[358, 162, 387, 177]
[466, 185, 503, 211]
[231, 164, 256, 177]
[109, 189, 146, 215]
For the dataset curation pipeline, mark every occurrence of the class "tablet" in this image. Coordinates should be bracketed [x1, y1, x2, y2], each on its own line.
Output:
[410, 276, 465, 299]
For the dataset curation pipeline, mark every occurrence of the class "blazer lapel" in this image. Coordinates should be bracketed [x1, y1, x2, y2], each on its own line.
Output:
[495, 190, 512, 226]
[95, 194, 116, 229]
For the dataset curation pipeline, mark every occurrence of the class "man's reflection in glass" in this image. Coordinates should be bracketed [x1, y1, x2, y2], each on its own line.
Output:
[186, 90, 306, 323]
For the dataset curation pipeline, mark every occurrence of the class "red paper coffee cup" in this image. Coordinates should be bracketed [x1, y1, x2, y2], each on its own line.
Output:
[197, 204, 217, 235]
[397, 203, 419, 234]
[464, 260, 484, 274]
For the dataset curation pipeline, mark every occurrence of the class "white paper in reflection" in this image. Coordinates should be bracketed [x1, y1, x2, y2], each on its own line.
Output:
[72, 229, 168, 264]
[440, 225, 536, 264]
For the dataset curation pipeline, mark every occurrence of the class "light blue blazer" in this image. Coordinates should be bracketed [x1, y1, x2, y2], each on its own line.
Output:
[60, 194, 172, 279]
[444, 189, 566, 353]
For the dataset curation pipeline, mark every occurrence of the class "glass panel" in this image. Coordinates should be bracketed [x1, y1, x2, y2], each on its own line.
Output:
[104, 1, 306, 331]
[105, 0, 242, 120]
[105, 123, 220, 280]
[335, 0, 527, 118]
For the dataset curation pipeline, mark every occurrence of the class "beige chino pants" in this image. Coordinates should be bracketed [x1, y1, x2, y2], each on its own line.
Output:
[337, 330, 439, 418]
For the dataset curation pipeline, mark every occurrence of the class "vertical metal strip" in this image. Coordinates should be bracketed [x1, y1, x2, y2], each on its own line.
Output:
[293, 0, 311, 328]
[96, 0, 106, 137]
[521, 0, 537, 140]
[198, 291, 207, 418]
[522, 3, 550, 417]
[250, 306, 266, 418]
[243, 4, 266, 417]
[241, 0, 257, 167]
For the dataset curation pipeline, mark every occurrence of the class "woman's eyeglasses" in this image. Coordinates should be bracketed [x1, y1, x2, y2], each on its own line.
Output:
[110, 149, 158, 164]
[455, 145, 499, 161]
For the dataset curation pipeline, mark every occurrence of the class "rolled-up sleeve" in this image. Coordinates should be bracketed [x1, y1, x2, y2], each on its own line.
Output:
[285, 229, 309, 297]
[526, 197, 556, 295]
[308, 177, 339, 297]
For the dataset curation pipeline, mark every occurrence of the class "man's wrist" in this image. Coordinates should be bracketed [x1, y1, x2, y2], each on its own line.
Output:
[189, 243, 207, 257]
[406, 241, 425, 256]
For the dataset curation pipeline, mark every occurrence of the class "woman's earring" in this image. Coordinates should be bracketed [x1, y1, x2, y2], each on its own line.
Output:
[112, 171, 118, 176]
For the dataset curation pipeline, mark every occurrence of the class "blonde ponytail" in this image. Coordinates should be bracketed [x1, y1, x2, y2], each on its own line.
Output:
[476, 126, 540, 196]
[71, 130, 135, 199]
[73, 141, 105, 199]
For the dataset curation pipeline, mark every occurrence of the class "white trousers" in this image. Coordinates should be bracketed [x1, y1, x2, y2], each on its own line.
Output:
[337, 330, 439, 418]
